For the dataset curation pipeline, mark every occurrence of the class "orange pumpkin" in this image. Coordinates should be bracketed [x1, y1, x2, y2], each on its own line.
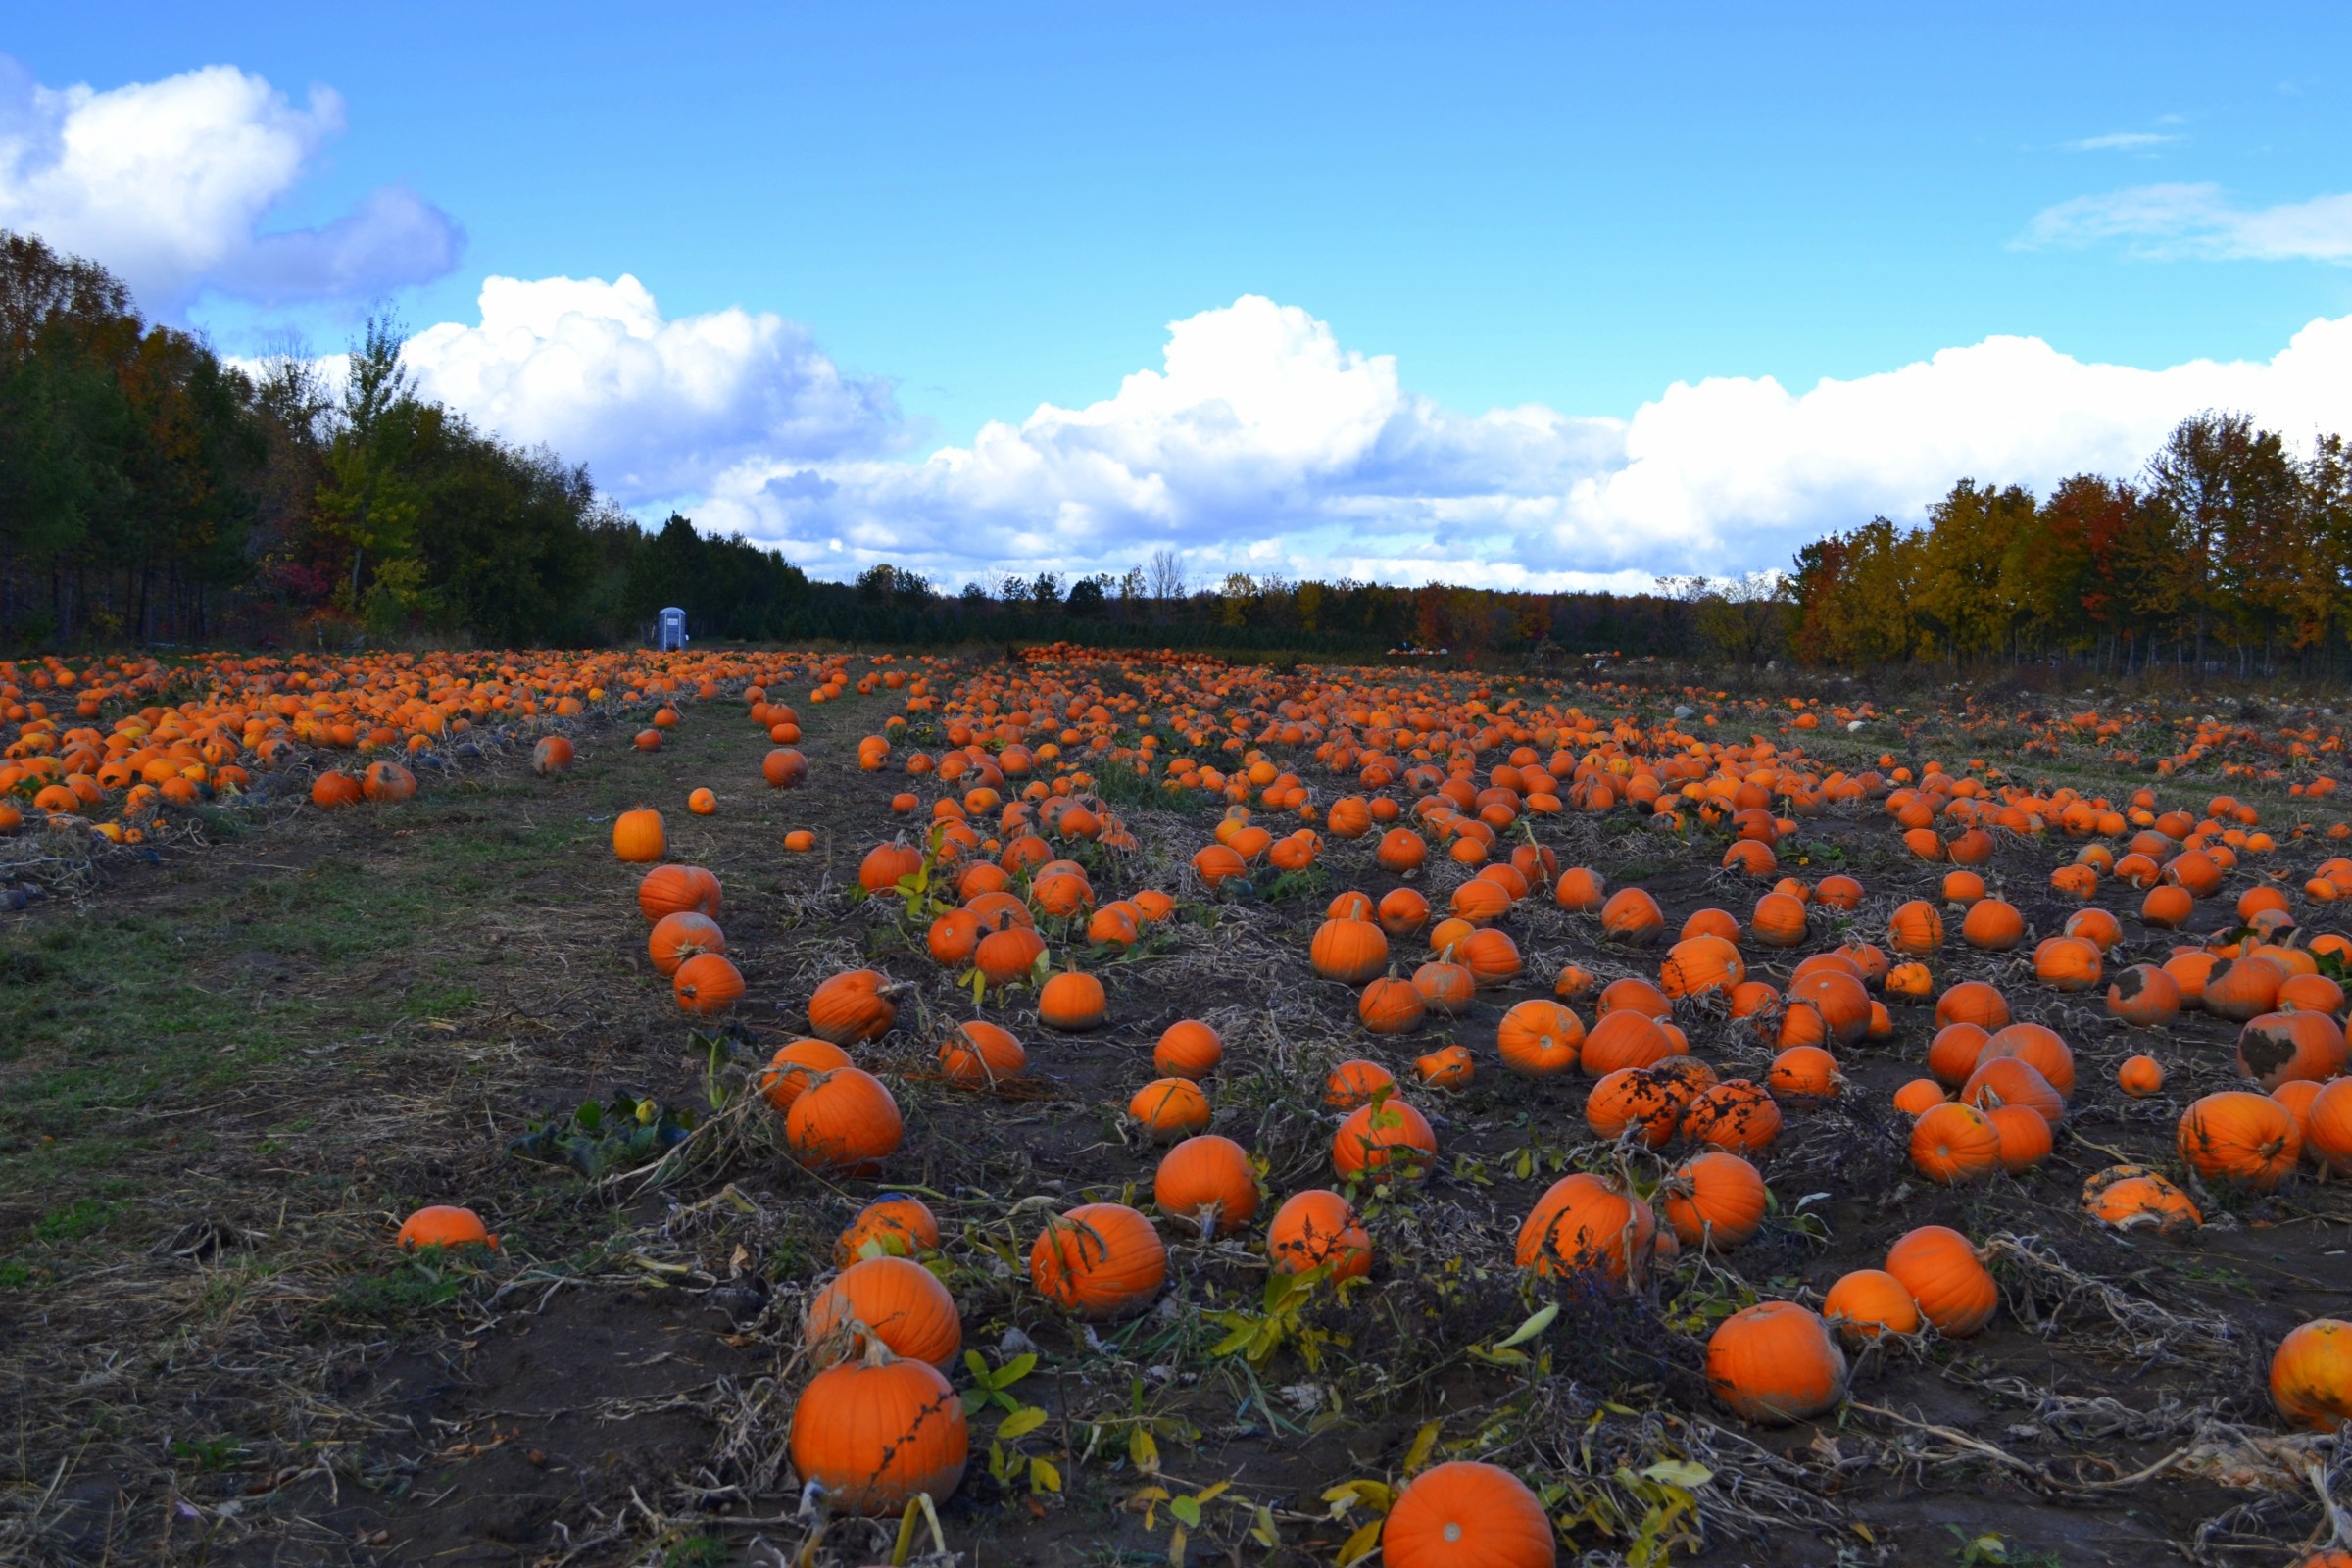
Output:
[1266, 1188, 1371, 1280]
[1153, 1134, 1259, 1237]
[785, 1066, 904, 1173]
[1496, 1000, 1584, 1075]
[1823, 1268, 1921, 1344]
[1383, 1462, 1556, 1568]
[1332, 1097, 1438, 1183]
[1884, 1224, 1996, 1338]
[1909, 1102, 2002, 1185]
[805, 1255, 962, 1369]
[2235, 1008, 2347, 1090]
[397, 1205, 497, 1250]
[2177, 1090, 2301, 1191]
[1660, 1150, 1768, 1249]
[1030, 1202, 1166, 1320]
[1706, 1301, 1848, 1424]
[936, 1020, 1027, 1087]
[1516, 1171, 1655, 1282]
[787, 1350, 967, 1514]
[2271, 1318, 2352, 1432]
[835, 1195, 940, 1265]
[673, 953, 745, 1015]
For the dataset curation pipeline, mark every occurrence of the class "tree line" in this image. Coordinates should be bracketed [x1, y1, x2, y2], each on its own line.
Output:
[1786, 415, 2352, 677]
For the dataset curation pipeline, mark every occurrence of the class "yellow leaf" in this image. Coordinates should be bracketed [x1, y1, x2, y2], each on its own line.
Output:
[1403, 1419, 1443, 1473]
[1337, 1518, 1384, 1566]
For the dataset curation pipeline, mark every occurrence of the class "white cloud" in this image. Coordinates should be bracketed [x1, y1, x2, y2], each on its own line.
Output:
[401, 273, 906, 498]
[2024, 180, 2352, 262]
[0, 57, 461, 313]
[405, 286, 2352, 591]
[2064, 131, 2176, 152]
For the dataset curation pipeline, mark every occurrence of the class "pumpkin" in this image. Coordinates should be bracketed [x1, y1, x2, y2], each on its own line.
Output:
[1360, 972, 1429, 1035]
[2306, 1079, 2352, 1174]
[1706, 1301, 1848, 1425]
[361, 760, 416, 802]
[1129, 1078, 1212, 1140]
[1267, 1188, 1372, 1280]
[759, 1039, 853, 1112]
[809, 969, 901, 1044]
[1332, 1097, 1438, 1183]
[397, 1205, 497, 1250]
[1659, 934, 1744, 999]
[1516, 1171, 1655, 1282]
[1376, 886, 1431, 936]
[1153, 1134, 1258, 1237]
[1456, 927, 1524, 985]
[1555, 866, 1607, 911]
[1599, 886, 1666, 943]
[531, 735, 573, 775]
[2235, 1008, 2347, 1090]
[1660, 1151, 1767, 1249]
[312, 770, 364, 809]
[1193, 844, 1248, 888]
[1978, 1022, 2078, 1097]
[2271, 1319, 2352, 1431]
[2203, 955, 2287, 1022]
[926, 908, 983, 966]
[673, 952, 746, 1015]
[1925, 1023, 1989, 1087]
[2065, 906, 2123, 952]
[786, 1067, 904, 1173]
[1414, 1044, 1475, 1088]
[1885, 961, 1933, 1001]
[760, 747, 808, 788]
[1934, 981, 2010, 1032]
[1680, 1079, 1783, 1153]
[805, 1256, 962, 1369]
[2081, 1164, 2201, 1233]
[1598, 977, 1674, 1018]
[2140, 884, 2195, 928]
[1887, 900, 1944, 956]
[638, 863, 722, 921]
[1039, 968, 1107, 1031]
[1960, 1056, 2065, 1126]
[836, 1196, 940, 1265]
[1823, 1268, 1921, 1344]
[1375, 827, 1429, 873]
[1310, 917, 1391, 985]
[1766, 1045, 1840, 1101]
[1909, 1102, 2002, 1185]
[1029, 1203, 1166, 1319]
[1324, 1059, 1397, 1109]
[1448, 878, 1512, 925]
[858, 840, 922, 893]
[2033, 935, 2103, 992]
[1496, 1001, 1584, 1076]
[1581, 1009, 1676, 1075]
[2106, 964, 2182, 1027]
[2117, 1054, 2166, 1098]
[612, 808, 666, 862]
[1586, 1064, 1703, 1148]
[1884, 1225, 1997, 1337]
[937, 1020, 1026, 1087]
[787, 1348, 968, 1514]
[1959, 899, 2024, 952]
[2279, 972, 2348, 1015]
[1382, 1461, 1556, 1568]
[1985, 1103, 2054, 1173]
[2177, 1090, 2301, 1191]
[1749, 892, 1808, 948]
[1788, 968, 1870, 1046]
[648, 911, 725, 978]
[1153, 1019, 1223, 1079]
[1412, 956, 1477, 1016]
[974, 920, 1048, 984]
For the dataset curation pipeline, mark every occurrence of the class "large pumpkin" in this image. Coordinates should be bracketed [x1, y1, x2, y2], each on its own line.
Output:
[2271, 1318, 2352, 1431]
[785, 1067, 904, 1173]
[1884, 1225, 1996, 1338]
[809, 969, 900, 1044]
[1029, 1202, 1166, 1320]
[1153, 1134, 1259, 1237]
[1706, 1301, 1848, 1425]
[2177, 1090, 2301, 1191]
[787, 1349, 967, 1513]
[1515, 1172, 1655, 1282]
[1382, 1461, 1556, 1568]
[1332, 1098, 1438, 1183]
[1266, 1189, 1371, 1280]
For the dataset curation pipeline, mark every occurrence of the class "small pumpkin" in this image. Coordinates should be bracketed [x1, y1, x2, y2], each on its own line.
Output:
[1909, 1102, 2002, 1185]
[937, 1020, 1027, 1087]
[1129, 1078, 1212, 1141]
[1039, 968, 1108, 1031]
[2081, 1163, 2201, 1233]
[759, 1038, 852, 1112]
[835, 1195, 940, 1265]
[673, 952, 745, 1015]
[397, 1205, 497, 1250]
[1332, 1096, 1438, 1183]
[1266, 1189, 1371, 1280]
[1495, 1000, 1584, 1076]
[805, 1255, 961, 1369]
[612, 808, 666, 863]
[1153, 1019, 1223, 1079]
[1822, 1268, 1920, 1344]
[1660, 1150, 1768, 1250]
[1323, 1058, 1397, 1110]
[809, 969, 901, 1044]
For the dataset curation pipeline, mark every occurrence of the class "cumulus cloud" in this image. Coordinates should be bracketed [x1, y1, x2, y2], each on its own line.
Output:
[401, 273, 906, 500]
[405, 286, 2352, 591]
[0, 57, 461, 313]
[2024, 180, 2352, 262]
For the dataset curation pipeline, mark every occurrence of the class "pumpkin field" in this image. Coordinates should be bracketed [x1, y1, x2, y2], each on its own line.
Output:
[9, 644, 2352, 1568]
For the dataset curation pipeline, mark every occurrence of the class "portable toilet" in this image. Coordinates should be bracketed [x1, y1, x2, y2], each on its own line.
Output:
[657, 607, 688, 651]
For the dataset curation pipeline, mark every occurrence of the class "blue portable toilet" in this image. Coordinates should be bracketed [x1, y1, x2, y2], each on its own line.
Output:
[657, 607, 688, 651]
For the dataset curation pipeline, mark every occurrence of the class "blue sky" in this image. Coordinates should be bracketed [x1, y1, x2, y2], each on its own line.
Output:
[7, 4, 2352, 587]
